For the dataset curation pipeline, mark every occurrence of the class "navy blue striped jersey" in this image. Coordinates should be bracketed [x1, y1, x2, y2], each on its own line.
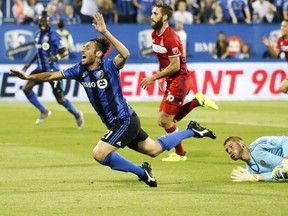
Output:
[34, 29, 65, 72]
[61, 59, 134, 127]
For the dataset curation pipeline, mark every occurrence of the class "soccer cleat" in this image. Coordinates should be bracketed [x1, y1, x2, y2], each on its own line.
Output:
[35, 110, 52, 125]
[195, 92, 219, 110]
[76, 111, 84, 130]
[162, 152, 187, 162]
[139, 162, 157, 187]
[187, 120, 216, 139]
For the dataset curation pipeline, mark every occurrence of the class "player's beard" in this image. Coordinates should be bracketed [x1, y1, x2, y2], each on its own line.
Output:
[151, 18, 163, 31]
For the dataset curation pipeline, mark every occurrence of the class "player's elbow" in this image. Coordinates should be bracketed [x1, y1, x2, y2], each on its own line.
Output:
[122, 50, 130, 60]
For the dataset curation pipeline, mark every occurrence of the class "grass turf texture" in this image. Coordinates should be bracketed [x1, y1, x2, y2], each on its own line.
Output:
[0, 101, 287, 216]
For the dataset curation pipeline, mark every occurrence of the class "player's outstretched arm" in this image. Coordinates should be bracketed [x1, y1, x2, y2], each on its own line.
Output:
[10, 69, 63, 81]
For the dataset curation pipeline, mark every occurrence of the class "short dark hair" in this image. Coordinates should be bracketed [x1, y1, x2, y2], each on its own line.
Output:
[154, 1, 173, 20]
[89, 37, 110, 57]
[224, 136, 243, 146]
[38, 10, 49, 23]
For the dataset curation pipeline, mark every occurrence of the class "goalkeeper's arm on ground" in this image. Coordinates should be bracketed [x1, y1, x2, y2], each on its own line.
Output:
[230, 167, 279, 182]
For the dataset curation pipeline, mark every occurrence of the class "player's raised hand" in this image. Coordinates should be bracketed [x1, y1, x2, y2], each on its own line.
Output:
[92, 13, 107, 34]
[10, 69, 29, 80]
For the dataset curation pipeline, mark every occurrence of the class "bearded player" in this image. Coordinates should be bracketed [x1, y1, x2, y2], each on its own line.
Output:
[262, 19, 288, 94]
[140, 1, 218, 162]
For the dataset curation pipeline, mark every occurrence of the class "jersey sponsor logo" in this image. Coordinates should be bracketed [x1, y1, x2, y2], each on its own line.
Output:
[42, 42, 50, 51]
[4, 30, 34, 60]
[97, 79, 108, 89]
[260, 160, 266, 166]
[152, 44, 167, 54]
[81, 82, 97, 88]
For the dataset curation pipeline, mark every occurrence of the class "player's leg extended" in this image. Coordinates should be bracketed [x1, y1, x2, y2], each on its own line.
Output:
[158, 96, 186, 162]
[137, 121, 216, 157]
[93, 115, 157, 187]
[22, 79, 51, 124]
[52, 80, 84, 129]
[174, 75, 218, 122]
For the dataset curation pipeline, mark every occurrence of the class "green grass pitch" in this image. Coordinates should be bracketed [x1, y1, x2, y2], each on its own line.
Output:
[0, 101, 288, 216]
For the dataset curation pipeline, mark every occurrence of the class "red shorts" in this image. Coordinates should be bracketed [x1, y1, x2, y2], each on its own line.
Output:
[159, 76, 190, 115]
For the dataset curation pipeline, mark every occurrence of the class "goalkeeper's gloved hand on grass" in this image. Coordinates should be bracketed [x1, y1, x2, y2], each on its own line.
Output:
[231, 166, 259, 182]
[272, 158, 288, 181]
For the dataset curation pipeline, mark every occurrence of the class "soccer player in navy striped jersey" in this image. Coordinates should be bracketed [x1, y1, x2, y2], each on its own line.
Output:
[224, 136, 288, 182]
[10, 13, 216, 187]
[21, 10, 83, 128]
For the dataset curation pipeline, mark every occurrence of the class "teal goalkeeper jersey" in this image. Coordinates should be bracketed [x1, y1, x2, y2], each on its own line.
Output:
[246, 136, 288, 181]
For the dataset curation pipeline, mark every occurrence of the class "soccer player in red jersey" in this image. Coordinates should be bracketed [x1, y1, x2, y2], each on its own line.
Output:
[263, 19, 288, 93]
[141, 1, 218, 162]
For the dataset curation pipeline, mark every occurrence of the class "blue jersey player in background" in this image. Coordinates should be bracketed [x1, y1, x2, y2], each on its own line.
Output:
[10, 13, 217, 187]
[224, 136, 288, 182]
[21, 10, 84, 129]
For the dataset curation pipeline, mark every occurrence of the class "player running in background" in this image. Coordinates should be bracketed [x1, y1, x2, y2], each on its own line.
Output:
[262, 19, 288, 94]
[10, 13, 217, 187]
[141, 1, 218, 162]
[21, 10, 84, 129]
[224, 136, 288, 182]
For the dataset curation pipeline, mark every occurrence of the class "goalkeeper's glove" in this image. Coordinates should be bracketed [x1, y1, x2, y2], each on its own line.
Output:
[231, 166, 259, 182]
[272, 158, 288, 181]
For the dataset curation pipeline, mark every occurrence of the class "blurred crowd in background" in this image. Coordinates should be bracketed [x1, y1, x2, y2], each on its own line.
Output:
[0, 0, 287, 26]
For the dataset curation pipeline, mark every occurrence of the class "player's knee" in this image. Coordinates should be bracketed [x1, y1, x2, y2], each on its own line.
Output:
[148, 150, 160, 158]
[158, 119, 166, 128]
[158, 119, 172, 129]
[92, 149, 101, 162]
[145, 144, 162, 157]
[56, 98, 65, 105]
[22, 87, 31, 94]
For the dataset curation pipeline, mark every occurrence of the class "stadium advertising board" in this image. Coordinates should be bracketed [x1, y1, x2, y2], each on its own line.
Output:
[0, 62, 286, 102]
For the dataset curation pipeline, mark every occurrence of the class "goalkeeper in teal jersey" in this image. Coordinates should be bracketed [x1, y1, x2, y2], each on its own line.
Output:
[224, 136, 288, 182]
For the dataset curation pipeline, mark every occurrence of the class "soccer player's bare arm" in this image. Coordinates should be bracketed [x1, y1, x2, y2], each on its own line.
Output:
[10, 69, 63, 81]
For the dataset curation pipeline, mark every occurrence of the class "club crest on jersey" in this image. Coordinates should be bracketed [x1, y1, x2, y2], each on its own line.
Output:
[172, 47, 179, 54]
[96, 70, 104, 79]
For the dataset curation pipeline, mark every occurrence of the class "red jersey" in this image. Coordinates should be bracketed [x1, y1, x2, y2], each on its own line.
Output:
[276, 36, 288, 60]
[152, 26, 188, 81]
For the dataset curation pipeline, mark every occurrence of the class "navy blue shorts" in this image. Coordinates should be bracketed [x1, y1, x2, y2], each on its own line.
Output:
[31, 69, 63, 94]
[101, 113, 148, 150]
